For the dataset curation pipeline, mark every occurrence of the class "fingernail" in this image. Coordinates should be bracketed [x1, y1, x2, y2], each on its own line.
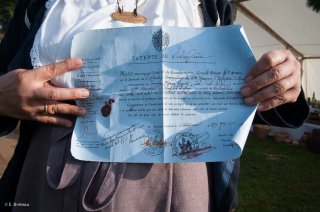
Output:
[258, 104, 264, 111]
[78, 107, 87, 115]
[80, 89, 89, 98]
[245, 75, 253, 83]
[244, 97, 256, 105]
[73, 58, 83, 66]
[65, 121, 73, 128]
[240, 86, 251, 96]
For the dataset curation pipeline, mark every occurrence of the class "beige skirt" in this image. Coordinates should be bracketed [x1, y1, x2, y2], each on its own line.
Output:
[13, 124, 212, 212]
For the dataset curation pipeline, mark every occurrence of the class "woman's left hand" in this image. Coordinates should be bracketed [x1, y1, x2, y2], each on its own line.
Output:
[240, 49, 301, 111]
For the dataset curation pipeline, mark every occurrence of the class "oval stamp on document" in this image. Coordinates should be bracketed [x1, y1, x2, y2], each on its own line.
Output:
[142, 129, 166, 156]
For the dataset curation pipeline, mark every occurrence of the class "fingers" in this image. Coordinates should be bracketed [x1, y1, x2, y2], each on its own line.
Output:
[257, 88, 301, 111]
[34, 115, 74, 128]
[241, 49, 301, 111]
[45, 101, 87, 116]
[245, 49, 288, 81]
[0, 58, 88, 128]
[33, 101, 87, 127]
[243, 74, 301, 106]
[241, 64, 292, 97]
[34, 87, 90, 101]
[32, 58, 83, 82]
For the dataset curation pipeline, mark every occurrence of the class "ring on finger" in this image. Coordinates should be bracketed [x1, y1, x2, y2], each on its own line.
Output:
[43, 101, 48, 115]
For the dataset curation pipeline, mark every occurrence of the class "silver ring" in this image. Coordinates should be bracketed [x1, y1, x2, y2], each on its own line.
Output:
[43, 101, 48, 115]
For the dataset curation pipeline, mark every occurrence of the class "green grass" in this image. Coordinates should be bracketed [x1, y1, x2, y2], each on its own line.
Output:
[237, 133, 320, 212]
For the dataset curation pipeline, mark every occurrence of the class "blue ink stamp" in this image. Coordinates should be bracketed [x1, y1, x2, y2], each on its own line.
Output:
[171, 132, 213, 160]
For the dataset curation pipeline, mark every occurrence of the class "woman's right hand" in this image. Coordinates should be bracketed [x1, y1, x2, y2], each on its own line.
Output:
[0, 58, 89, 127]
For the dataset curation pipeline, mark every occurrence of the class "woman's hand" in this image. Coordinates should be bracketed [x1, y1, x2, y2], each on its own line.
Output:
[241, 49, 301, 111]
[0, 58, 89, 127]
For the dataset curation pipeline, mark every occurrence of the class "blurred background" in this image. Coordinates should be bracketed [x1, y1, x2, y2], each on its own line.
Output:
[1, 0, 320, 211]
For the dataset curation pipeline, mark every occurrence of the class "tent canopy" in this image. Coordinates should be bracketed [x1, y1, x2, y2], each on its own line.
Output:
[234, 0, 320, 100]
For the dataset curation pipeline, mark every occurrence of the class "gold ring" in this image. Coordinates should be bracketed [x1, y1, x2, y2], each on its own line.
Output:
[43, 101, 48, 115]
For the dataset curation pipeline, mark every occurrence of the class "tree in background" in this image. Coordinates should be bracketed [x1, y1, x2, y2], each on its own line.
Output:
[0, 0, 17, 36]
[307, 0, 320, 13]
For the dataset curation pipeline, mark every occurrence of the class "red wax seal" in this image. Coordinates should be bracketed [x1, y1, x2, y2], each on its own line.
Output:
[101, 99, 115, 117]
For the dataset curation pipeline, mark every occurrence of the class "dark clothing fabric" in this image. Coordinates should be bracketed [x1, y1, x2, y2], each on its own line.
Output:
[0, 0, 309, 211]
[11, 122, 212, 212]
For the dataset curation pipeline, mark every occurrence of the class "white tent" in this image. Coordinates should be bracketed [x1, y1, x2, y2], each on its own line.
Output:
[234, 0, 320, 100]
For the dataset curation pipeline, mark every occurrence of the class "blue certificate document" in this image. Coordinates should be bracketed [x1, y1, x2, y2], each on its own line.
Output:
[70, 25, 257, 163]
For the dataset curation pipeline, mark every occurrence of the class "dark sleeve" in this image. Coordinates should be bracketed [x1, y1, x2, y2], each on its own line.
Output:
[0, 0, 38, 137]
[204, 0, 232, 26]
[0, 118, 19, 137]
